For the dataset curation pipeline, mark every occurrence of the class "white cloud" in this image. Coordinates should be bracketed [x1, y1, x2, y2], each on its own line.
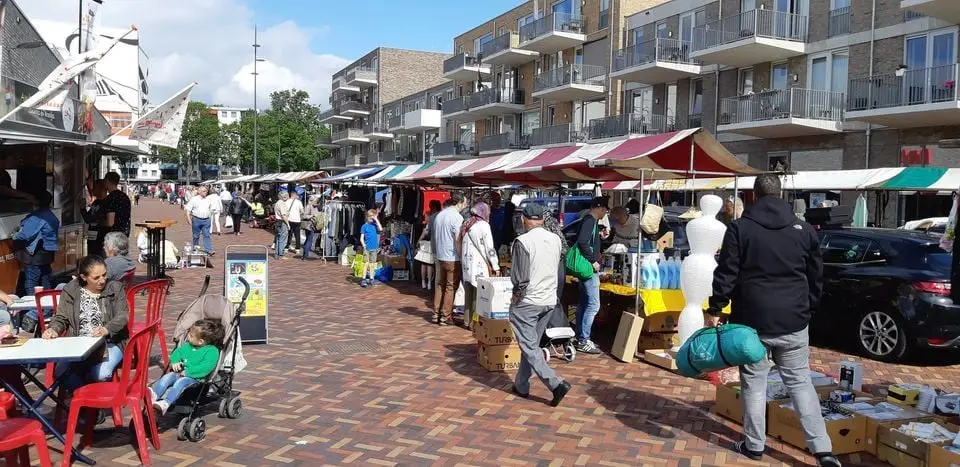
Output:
[18, 0, 349, 108]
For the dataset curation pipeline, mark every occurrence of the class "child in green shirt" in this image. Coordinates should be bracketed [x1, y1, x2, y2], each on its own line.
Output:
[150, 319, 224, 415]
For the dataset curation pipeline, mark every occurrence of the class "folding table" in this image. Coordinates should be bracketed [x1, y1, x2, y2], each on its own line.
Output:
[0, 336, 104, 465]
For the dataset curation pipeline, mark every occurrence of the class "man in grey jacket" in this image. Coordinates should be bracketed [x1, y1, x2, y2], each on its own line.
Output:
[509, 203, 571, 407]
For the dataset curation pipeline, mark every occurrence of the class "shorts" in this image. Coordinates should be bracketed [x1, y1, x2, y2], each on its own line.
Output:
[364, 250, 377, 263]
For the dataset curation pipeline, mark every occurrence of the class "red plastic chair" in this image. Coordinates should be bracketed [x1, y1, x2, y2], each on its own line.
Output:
[126, 279, 171, 368]
[33, 290, 62, 388]
[0, 418, 53, 467]
[0, 392, 15, 420]
[120, 268, 137, 291]
[62, 322, 160, 466]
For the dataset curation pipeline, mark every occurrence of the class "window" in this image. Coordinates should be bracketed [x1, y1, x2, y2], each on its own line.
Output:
[690, 79, 704, 115]
[547, 106, 556, 125]
[574, 46, 583, 65]
[904, 28, 957, 104]
[232, 111, 238, 118]
[151, 170, 158, 176]
[772, 63, 788, 89]
[808, 50, 848, 94]
[738, 68, 754, 94]
[822, 235, 871, 264]
[522, 110, 540, 135]
[599, 0, 610, 29]
[768, 151, 789, 171]
[552, 0, 575, 16]
[657, 22, 669, 39]
[498, 27, 505, 37]
[680, 12, 694, 44]
[474, 33, 494, 54]
[519, 13, 536, 30]
[630, 27, 644, 47]
[632, 87, 654, 115]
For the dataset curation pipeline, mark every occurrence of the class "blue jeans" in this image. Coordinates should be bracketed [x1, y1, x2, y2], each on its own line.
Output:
[274, 223, 289, 258]
[55, 343, 123, 391]
[302, 230, 316, 259]
[152, 372, 198, 405]
[191, 216, 212, 252]
[575, 273, 600, 342]
[24, 265, 52, 292]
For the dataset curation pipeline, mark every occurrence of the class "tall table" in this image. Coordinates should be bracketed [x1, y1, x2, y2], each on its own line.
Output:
[136, 220, 176, 279]
[0, 336, 104, 465]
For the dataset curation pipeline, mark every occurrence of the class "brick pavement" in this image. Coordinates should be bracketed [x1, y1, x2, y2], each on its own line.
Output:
[58, 198, 960, 466]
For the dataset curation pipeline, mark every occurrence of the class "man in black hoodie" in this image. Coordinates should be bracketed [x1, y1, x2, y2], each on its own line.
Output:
[705, 175, 840, 467]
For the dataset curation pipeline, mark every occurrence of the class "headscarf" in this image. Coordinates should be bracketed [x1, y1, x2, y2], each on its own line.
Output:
[458, 202, 490, 254]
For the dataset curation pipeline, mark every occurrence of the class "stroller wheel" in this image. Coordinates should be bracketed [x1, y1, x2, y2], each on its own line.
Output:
[218, 398, 229, 418]
[226, 397, 243, 419]
[564, 343, 576, 362]
[176, 418, 189, 441]
[542, 348, 550, 363]
[188, 417, 207, 442]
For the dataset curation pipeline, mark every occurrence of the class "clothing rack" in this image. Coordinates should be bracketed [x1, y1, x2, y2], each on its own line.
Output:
[320, 200, 367, 259]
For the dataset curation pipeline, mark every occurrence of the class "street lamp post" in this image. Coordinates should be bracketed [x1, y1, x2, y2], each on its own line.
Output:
[252, 27, 265, 174]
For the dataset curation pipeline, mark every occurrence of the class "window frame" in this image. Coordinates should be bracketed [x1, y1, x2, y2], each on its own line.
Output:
[807, 48, 849, 93]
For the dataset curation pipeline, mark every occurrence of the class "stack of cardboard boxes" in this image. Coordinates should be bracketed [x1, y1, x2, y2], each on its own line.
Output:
[474, 277, 520, 372]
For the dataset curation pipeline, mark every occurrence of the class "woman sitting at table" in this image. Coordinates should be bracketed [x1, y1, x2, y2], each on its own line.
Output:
[42, 256, 128, 390]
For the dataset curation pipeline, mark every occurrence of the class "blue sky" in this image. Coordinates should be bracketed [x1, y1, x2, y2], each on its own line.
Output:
[249, 0, 522, 57]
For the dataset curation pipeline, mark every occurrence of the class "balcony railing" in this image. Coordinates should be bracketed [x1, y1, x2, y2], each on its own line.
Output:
[344, 154, 366, 166]
[614, 38, 699, 72]
[693, 9, 808, 52]
[435, 139, 476, 158]
[332, 128, 365, 141]
[847, 64, 960, 111]
[363, 123, 391, 134]
[470, 87, 525, 108]
[904, 10, 926, 22]
[719, 88, 845, 125]
[442, 95, 470, 115]
[317, 133, 334, 145]
[347, 67, 377, 83]
[599, 9, 610, 30]
[529, 123, 586, 146]
[534, 64, 606, 93]
[318, 109, 335, 122]
[688, 113, 703, 128]
[588, 113, 674, 140]
[444, 53, 481, 73]
[340, 100, 370, 114]
[828, 7, 851, 38]
[479, 132, 528, 152]
[388, 114, 403, 129]
[520, 12, 587, 43]
[482, 32, 519, 58]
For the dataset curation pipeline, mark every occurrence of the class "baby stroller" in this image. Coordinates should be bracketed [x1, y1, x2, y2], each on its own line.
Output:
[540, 304, 576, 362]
[166, 275, 250, 442]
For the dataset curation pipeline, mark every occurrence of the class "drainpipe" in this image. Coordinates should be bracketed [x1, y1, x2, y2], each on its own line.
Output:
[865, 0, 877, 169]
[606, 0, 616, 118]
[713, 0, 723, 134]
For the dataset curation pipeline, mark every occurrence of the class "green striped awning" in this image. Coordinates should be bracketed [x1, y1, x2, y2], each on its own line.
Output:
[878, 167, 948, 190]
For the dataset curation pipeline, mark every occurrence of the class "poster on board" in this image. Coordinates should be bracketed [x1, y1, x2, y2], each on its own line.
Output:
[224, 245, 268, 344]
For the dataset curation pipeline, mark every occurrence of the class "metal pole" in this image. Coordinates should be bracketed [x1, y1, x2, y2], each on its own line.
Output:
[688, 137, 696, 205]
[733, 176, 740, 219]
[634, 169, 646, 314]
[253, 26, 260, 174]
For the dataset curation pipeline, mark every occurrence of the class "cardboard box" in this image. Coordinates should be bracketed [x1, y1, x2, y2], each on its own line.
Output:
[476, 277, 513, 320]
[639, 310, 679, 332]
[611, 311, 644, 363]
[766, 370, 835, 399]
[477, 343, 520, 372]
[643, 349, 677, 371]
[636, 332, 679, 352]
[713, 383, 746, 424]
[878, 418, 960, 462]
[767, 398, 866, 455]
[380, 254, 407, 270]
[474, 317, 515, 346]
[392, 270, 410, 281]
[889, 384, 923, 407]
[928, 443, 960, 467]
[846, 401, 928, 456]
[878, 443, 925, 467]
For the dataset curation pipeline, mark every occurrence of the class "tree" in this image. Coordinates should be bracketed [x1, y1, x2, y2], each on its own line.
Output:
[156, 101, 222, 169]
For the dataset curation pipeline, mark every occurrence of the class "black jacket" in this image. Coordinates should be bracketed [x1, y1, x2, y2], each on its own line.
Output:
[576, 214, 603, 263]
[228, 197, 247, 216]
[707, 196, 823, 336]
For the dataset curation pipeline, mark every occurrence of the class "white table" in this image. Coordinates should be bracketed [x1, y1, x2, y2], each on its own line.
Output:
[0, 336, 103, 465]
[5, 295, 58, 313]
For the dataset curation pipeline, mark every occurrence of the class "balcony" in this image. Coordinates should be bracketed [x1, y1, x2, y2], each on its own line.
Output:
[316, 133, 339, 149]
[479, 132, 528, 154]
[718, 88, 844, 138]
[587, 113, 675, 141]
[846, 64, 960, 128]
[319, 108, 351, 124]
[687, 113, 703, 129]
[344, 154, 366, 166]
[482, 33, 538, 67]
[828, 7, 851, 38]
[612, 38, 702, 85]
[340, 100, 370, 118]
[443, 53, 491, 81]
[466, 87, 525, 118]
[441, 95, 470, 118]
[691, 9, 808, 68]
[362, 123, 394, 141]
[901, 0, 960, 23]
[519, 12, 587, 55]
[346, 67, 378, 88]
[318, 157, 342, 168]
[387, 114, 405, 133]
[532, 64, 606, 102]
[332, 79, 360, 95]
[434, 139, 477, 159]
[332, 128, 369, 144]
[404, 108, 442, 132]
[529, 123, 586, 147]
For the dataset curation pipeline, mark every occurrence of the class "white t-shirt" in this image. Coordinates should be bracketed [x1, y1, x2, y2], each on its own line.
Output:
[185, 195, 212, 219]
[219, 191, 232, 202]
[287, 199, 304, 222]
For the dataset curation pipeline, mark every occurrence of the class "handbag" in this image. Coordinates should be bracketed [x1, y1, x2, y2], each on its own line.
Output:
[466, 227, 496, 277]
[224, 215, 234, 229]
[641, 192, 663, 235]
[565, 224, 596, 280]
[414, 240, 434, 264]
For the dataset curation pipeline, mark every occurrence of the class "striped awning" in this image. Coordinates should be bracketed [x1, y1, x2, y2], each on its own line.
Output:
[868, 167, 958, 191]
[315, 166, 386, 183]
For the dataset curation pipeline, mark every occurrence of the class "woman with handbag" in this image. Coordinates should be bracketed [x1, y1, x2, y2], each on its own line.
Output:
[457, 201, 500, 330]
[415, 200, 442, 290]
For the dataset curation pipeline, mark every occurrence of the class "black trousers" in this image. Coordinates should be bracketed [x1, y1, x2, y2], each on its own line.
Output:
[232, 214, 243, 234]
[289, 222, 302, 249]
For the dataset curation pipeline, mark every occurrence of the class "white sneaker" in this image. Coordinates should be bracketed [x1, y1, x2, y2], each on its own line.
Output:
[153, 400, 169, 415]
[148, 388, 157, 405]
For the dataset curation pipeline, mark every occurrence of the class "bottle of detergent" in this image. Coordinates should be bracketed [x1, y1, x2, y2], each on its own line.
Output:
[650, 255, 661, 289]
[640, 254, 655, 289]
[671, 253, 682, 289]
[657, 253, 668, 290]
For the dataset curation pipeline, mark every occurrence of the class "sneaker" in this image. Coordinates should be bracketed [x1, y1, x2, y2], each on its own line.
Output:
[360, 279, 369, 288]
[510, 385, 529, 399]
[148, 388, 157, 405]
[550, 381, 571, 407]
[577, 340, 601, 354]
[153, 400, 169, 416]
[816, 454, 841, 467]
[733, 440, 763, 461]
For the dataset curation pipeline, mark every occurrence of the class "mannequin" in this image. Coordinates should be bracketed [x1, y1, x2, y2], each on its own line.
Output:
[676, 194, 727, 348]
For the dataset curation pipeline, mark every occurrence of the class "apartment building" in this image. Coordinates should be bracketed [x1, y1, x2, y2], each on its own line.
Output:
[438, 0, 665, 158]
[318, 48, 450, 167]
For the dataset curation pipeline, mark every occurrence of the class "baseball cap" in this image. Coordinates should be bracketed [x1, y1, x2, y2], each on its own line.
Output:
[591, 196, 610, 209]
[521, 203, 544, 220]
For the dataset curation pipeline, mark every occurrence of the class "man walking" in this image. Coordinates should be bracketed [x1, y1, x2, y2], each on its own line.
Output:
[706, 174, 840, 467]
[574, 196, 609, 355]
[103, 172, 131, 236]
[509, 204, 571, 407]
[432, 197, 464, 326]
[184, 186, 214, 255]
[273, 191, 292, 260]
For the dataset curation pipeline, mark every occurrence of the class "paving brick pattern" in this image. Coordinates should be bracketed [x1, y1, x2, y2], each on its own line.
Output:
[59, 199, 960, 466]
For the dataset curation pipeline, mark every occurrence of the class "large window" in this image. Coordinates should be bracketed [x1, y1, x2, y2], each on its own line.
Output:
[808, 50, 848, 94]
[474, 33, 494, 54]
[519, 13, 536, 29]
[739, 68, 754, 94]
[904, 28, 957, 103]
[522, 110, 540, 135]
[772, 63, 788, 89]
[690, 79, 704, 115]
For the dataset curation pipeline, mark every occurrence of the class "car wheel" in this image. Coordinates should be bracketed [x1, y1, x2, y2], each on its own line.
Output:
[857, 309, 910, 362]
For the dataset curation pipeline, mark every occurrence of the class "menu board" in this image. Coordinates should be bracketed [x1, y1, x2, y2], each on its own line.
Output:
[224, 246, 269, 344]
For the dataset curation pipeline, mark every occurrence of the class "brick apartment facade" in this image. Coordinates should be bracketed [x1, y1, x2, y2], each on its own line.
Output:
[319, 48, 450, 167]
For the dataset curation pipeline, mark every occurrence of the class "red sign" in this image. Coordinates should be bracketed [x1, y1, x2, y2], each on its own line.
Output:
[901, 147, 932, 166]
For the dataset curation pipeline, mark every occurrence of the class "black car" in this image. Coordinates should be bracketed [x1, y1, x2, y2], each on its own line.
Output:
[811, 227, 959, 362]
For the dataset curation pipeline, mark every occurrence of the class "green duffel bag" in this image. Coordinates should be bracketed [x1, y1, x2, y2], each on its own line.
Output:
[565, 224, 596, 280]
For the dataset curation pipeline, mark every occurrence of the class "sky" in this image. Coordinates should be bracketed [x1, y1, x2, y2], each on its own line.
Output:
[19, 0, 521, 109]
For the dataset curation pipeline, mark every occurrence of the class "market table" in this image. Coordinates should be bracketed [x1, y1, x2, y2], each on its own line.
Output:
[0, 336, 104, 465]
[136, 220, 176, 279]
